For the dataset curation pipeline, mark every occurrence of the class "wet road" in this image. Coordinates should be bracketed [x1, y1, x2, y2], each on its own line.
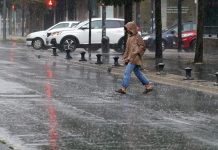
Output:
[0, 43, 218, 150]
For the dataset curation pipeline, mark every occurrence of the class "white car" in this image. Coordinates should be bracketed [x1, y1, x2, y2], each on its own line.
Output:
[46, 18, 125, 52]
[26, 21, 79, 50]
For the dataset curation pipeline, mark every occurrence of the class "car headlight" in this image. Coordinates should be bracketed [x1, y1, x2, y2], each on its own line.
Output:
[182, 33, 194, 38]
[51, 31, 62, 37]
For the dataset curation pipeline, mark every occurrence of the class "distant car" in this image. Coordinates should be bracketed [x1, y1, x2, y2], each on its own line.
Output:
[181, 30, 196, 51]
[26, 21, 79, 50]
[143, 22, 196, 51]
[46, 18, 125, 52]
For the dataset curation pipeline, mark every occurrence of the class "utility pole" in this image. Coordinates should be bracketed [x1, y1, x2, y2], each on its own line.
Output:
[3, 0, 7, 40]
[178, 0, 182, 52]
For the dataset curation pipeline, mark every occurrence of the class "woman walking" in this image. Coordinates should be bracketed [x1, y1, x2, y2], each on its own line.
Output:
[116, 21, 153, 94]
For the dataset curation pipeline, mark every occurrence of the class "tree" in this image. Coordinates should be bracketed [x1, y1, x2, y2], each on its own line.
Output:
[155, 0, 162, 59]
[194, 0, 204, 63]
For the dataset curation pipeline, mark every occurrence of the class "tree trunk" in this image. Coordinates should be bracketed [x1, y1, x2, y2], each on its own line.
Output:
[124, 0, 132, 24]
[177, 0, 182, 52]
[123, 0, 133, 52]
[194, 0, 204, 63]
[155, 0, 162, 59]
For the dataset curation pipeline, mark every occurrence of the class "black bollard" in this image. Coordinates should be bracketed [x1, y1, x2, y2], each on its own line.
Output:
[52, 47, 58, 56]
[79, 52, 87, 61]
[184, 67, 194, 80]
[95, 54, 103, 64]
[156, 63, 165, 75]
[214, 72, 218, 86]
[65, 50, 72, 59]
[50, 38, 58, 56]
[113, 56, 120, 66]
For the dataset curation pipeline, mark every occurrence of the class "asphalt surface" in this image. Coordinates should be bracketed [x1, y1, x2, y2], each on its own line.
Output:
[0, 42, 217, 150]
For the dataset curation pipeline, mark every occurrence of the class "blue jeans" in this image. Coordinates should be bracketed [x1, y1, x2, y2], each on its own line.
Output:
[122, 63, 150, 88]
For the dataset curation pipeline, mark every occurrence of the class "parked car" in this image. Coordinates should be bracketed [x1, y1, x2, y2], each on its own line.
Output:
[143, 22, 196, 51]
[46, 18, 125, 52]
[26, 21, 79, 50]
[181, 30, 196, 51]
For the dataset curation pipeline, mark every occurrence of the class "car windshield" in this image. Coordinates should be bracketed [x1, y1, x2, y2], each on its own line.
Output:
[74, 21, 89, 29]
[47, 23, 70, 31]
[70, 22, 79, 28]
[165, 22, 196, 34]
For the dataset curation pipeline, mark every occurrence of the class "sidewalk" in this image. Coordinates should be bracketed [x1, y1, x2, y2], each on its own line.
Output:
[143, 49, 218, 82]
[0, 35, 26, 43]
[64, 48, 218, 95]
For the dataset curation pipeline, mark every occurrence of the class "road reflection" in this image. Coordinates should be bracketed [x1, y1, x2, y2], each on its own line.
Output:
[9, 49, 15, 62]
[44, 63, 59, 150]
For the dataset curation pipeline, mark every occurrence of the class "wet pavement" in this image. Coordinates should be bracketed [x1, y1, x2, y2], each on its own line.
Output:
[143, 49, 218, 82]
[0, 43, 218, 150]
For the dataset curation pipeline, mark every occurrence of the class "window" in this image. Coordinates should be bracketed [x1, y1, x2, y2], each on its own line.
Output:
[182, 24, 192, 32]
[91, 20, 102, 29]
[51, 23, 70, 30]
[106, 20, 124, 28]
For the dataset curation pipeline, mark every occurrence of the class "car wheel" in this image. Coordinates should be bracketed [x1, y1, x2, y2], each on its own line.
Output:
[32, 38, 44, 50]
[115, 38, 125, 53]
[190, 40, 196, 51]
[61, 37, 77, 52]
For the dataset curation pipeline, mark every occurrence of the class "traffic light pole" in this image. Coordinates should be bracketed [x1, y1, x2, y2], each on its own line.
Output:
[3, 0, 6, 41]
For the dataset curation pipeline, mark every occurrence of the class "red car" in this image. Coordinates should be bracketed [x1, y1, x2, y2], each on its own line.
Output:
[182, 30, 196, 51]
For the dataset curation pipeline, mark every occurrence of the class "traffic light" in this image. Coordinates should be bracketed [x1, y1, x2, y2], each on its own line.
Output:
[47, 0, 56, 9]
[12, 4, 16, 11]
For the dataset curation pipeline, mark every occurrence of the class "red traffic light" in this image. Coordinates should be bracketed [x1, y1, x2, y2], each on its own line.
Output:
[12, 4, 16, 11]
[47, 0, 56, 9]
[48, 0, 53, 6]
